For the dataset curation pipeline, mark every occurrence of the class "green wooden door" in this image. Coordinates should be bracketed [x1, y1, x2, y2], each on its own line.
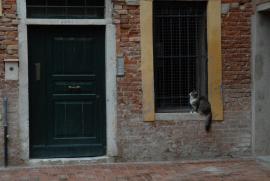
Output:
[29, 26, 106, 158]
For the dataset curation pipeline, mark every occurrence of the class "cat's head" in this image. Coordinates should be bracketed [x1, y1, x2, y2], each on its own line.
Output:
[189, 90, 199, 98]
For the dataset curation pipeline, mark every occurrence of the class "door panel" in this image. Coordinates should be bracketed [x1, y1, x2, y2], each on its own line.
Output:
[52, 37, 95, 74]
[29, 26, 106, 158]
[54, 100, 96, 138]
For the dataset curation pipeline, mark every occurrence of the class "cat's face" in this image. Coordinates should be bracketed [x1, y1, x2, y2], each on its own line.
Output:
[189, 90, 198, 98]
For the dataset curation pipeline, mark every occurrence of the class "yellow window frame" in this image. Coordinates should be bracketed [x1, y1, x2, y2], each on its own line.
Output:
[140, 0, 223, 121]
[0, 0, 2, 16]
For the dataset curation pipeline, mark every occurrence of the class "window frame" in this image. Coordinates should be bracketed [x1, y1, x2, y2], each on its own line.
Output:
[140, 0, 223, 121]
[25, 0, 105, 19]
[152, 1, 208, 113]
[0, 0, 2, 16]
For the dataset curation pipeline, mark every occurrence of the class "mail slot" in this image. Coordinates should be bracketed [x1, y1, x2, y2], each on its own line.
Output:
[54, 81, 95, 93]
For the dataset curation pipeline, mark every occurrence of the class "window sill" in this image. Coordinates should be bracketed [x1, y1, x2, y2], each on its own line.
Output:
[155, 112, 205, 121]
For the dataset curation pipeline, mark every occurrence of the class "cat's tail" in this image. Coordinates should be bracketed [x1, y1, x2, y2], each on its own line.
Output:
[205, 112, 212, 132]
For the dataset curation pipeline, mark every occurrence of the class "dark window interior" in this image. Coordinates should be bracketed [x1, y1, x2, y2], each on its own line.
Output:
[26, 0, 104, 19]
[153, 1, 208, 113]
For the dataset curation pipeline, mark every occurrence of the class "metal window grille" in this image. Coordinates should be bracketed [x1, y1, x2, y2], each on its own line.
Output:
[26, 0, 104, 19]
[153, 1, 208, 113]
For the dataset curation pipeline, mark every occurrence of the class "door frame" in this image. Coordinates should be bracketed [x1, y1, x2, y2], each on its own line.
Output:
[17, 0, 117, 162]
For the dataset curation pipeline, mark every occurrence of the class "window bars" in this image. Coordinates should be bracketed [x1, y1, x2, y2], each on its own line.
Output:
[26, 0, 104, 19]
[153, 1, 208, 113]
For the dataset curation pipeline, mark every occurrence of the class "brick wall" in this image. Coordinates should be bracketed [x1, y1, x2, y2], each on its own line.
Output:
[114, 0, 253, 161]
[0, 0, 254, 165]
[0, 0, 20, 166]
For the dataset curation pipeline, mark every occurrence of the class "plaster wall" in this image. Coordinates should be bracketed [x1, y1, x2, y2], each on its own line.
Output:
[254, 10, 270, 155]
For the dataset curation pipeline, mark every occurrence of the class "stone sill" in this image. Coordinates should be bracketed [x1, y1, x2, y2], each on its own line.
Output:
[25, 19, 111, 25]
[257, 2, 270, 12]
[155, 113, 205, 121]
[28, 156, 114, 167]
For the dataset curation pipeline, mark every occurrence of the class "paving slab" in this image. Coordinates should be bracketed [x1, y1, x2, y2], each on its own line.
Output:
[0, 159, 270, 181]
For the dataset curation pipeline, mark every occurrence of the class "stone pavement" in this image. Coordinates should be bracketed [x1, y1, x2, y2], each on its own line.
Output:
[0, 159, 270, 181]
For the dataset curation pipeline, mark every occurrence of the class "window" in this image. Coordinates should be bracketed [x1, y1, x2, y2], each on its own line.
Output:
[153, 1, 207, 113]
[140, 0, 223, 121]
[26, 0, 104, 19]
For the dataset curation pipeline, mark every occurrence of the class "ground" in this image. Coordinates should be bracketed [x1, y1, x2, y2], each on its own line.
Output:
[0, 159, 270, 181]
